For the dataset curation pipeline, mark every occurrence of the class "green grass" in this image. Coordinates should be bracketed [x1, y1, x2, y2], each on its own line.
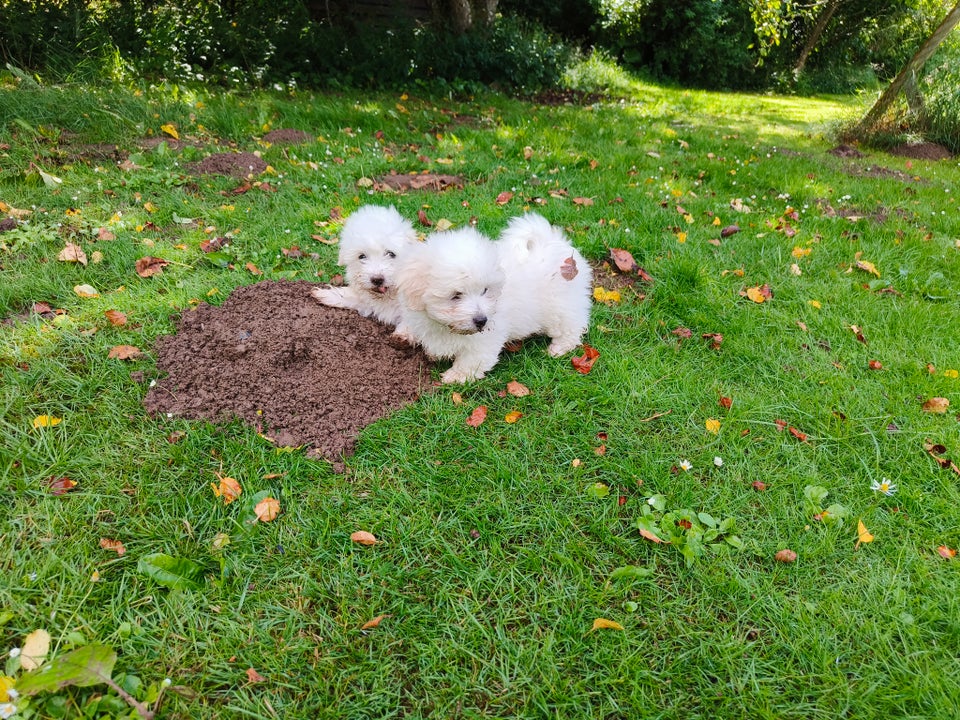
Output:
[1, 69, 959, 719]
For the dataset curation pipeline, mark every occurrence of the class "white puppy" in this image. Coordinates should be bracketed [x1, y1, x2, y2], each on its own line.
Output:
[311, 205, 417, 325]
[394, 213, 592, 383]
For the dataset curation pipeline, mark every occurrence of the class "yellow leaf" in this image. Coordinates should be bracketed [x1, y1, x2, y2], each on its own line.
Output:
[211, 474, 242, 504]
[160, 123, 179, 140]
[20, 628, 51, 671]
[33, 415, 62, 428]
[808, 300, 822, 309]
[791, 246, 811, 259]
[712, 217, 721, 226]
[591, 618, 624, 631]
[1, 675, 17, 702]
[944, 369, 958, 379]
[855, 260, 881, 278]
[856, 519, 875, 548]
[746, 286, 766, 303]
[676, 231, 687, 243]
[434, 218, 454, 231]
[73, 284, 100, 298]
[143, 201, 158, 213]
[705, 418, 721, 434]
[351, 530, 378, 546]
[254, 496, 281, 522]
[504, 410, 523, 424]
[593, 287, 621, 305]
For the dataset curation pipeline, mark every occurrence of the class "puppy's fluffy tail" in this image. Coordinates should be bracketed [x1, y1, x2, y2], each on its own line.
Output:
[498, 212, 574, 261]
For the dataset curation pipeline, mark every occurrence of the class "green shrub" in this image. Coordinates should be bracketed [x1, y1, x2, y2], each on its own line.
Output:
[921, 39, 960, 153]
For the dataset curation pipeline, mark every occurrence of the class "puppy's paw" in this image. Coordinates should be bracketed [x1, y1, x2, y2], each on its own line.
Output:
[441, 367, 482, 384]
[311, 286, 346, 308]
[547, 337, 581, 357]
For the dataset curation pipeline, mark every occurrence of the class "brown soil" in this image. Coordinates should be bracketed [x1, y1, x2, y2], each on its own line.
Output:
[189, 152, 268, 178]
[887, 142, 952, 160]
[829, 144, 864, 158]
[143, 280, 433, 471]
[262, 128, 312, 144]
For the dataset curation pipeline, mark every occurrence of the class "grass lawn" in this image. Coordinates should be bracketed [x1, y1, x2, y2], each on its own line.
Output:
[1, 68, 959, 719]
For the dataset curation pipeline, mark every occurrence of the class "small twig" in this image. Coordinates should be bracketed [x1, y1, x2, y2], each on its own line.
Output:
[103, 676, 155, 720]
[638, 409, 672, 423]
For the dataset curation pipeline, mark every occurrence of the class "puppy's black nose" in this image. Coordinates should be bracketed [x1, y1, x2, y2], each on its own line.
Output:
[473, 315, 488, 331]
[370, 275, 385, 287]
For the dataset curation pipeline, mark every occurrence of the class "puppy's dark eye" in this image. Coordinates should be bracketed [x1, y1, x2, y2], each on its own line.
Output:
[385, 250, 396, 259]
[451, 292, 462, 301]
[481, 287, 488, 296]
[358, 253, 367, 261]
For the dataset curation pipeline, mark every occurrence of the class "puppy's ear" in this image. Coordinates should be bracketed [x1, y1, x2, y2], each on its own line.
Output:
[395, 248, 430, 311]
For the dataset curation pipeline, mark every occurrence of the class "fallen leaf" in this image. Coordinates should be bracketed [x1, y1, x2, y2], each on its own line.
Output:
[254, 496, 281, 522]
[591, 618, 624, 631]
[451, 392, 463, 405]
[720, 224, 740, 237]
[788, 427, 808, 442]
[96, 227, 115, 241]
[752, 480, 767, 491]
[466, 405, 488, 428]
[744, 285, 772, 303]
[245, 668, 266, 683]
[434, 218, 454, 231]
[245, 262, 263, 276]
[560, 256, 579, 280]
[850, 325, 867, 344]
[638, 527, 665, 544]
[20, 629, 51, 671]
[351, 530, 378, 546]
[33, 415, 62, 428]
[937, 545, 956, 559]
[593, 287, 620, 305]
[774, 419, 788, 431]
[922, 397, 950, 413]
[702, 332, 723, 350]
[719, 396, 733, 410]
[774, 549, 797, 563]
[57, 243, 88, 265]
[135, 256, 169, 278]
[361, 614, 391, 630]
[73, 284, 100, 298]
[99, 538, 126, 556]
[160, 123, 180, 140]
[705, 418, 721, 434]
[506, 380, 530, 397]
[211, 474, 242, 504]
[417, 208, 432, 227]
[504, 410, 523, 424]
[571, 344, 600, 374]
[47, 476, 77, 495]
[610, 248, 637, 273]
[104, 310, 127, 326]
[855, 260, 881, 278]
[108, 345, 142, 361]
[495, 191, 514, 205]
[671, 326, 692, 340]
[868, 360, 883, 370]
[856, 519, 875, 548]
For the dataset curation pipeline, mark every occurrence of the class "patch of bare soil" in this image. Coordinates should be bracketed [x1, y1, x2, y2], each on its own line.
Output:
[262, 128, 312, 144]
[844, 163, 927, 184]
[829, 144, 864, 158]
[143, 280, 433, 471]
[530, 89, 606, 106]
[189, 152, 268, 178]
[887, 142, 952, 160]
[372, 171, 465, 192]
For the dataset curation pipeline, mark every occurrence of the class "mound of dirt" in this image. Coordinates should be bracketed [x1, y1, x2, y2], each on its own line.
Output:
[143, 280, 433, 470]
[190, 152, 268, 178]
[262, 128, 312, 144]
[887, 142, 952, 160]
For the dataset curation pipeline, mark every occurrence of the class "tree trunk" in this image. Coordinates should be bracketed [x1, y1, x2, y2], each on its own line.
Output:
[793, 0, 840, 77]
[853, 0, 960, 136]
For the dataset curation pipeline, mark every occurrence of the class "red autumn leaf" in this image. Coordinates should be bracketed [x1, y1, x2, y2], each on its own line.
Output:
[99, 537, 126, 556]
[466, 405, 488, 428]
[108, 345, 142, 361]
[719, 396, 733, 410]
[199, 236, 230, 253]
[868, 359, 883, 370]
[104, 310, 127, 327]
[245, 262, 263, 276]
[937, 545, 956, 559]
[560, 256, 579, 280]
[506, 380, 530, 397]
[774, 419, 788, 432]
[495, 191, 514, 205]
[788, 427, 808, 442]
[774, 549, 797, 563]
[637, 266, 654, 283]
[702, 332, 723, 350]
[572, 196, 594, 206]
[676, 518, 693, 530]
[610, 248, 637, 273]
[850, 325, 867, 344]
[48, 476, 77, 495]
[618, 495, 627, 506]
[571, 344, 600, 374]
[245, 668, 266, 683]
[417, 208, 432, 227]
[135, 256, 169, 278]
[96, 227, 116, 241]
[671, 326, 693, 339]
[361, 614, 391, 630]
[752, 480, 767, 491]
[720, 224, 740, 237]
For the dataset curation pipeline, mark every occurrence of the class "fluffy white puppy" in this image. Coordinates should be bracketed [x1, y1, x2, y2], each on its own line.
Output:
[311, 205, 417, 325]
[394, 213, 592, 383]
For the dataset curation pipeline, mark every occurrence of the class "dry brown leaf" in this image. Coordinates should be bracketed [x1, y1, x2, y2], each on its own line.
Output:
[57, 243, 88, 265]
[254, 496, 281, 522]
[638, 528, 665, 544]
[922, 397, 950, 414]
[99, 537, 126, 556]
[504, 410, 523, 424]
[774, 549, 797, 563]
[135, 256, 169, 278]
[361, 614, 391, 630]
[560, 256, 579, 280]
[609, 248, 637, 273]
[20, 629, 51, 671]
[211, 474, 242, 504]
[495, 190, 514, 205]
[245, 668, 266, 683]
[108, 345, 142, 361]
[104, 309, 127, 326]
[506, 380, 531, 397]
[591, 618, 624, 631]
[351, 530, 378, 546]
[466, 405, 488, 428]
